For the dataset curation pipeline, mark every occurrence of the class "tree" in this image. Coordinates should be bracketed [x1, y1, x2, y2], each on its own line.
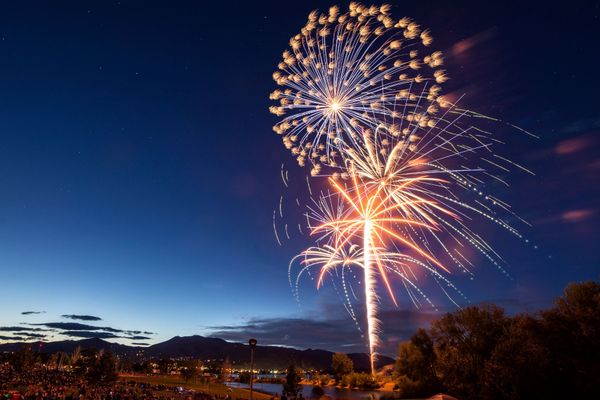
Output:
[539, 281, 600, 397]
[86, 351, 118, 384]
[157, 358, 171, 375]
[346, 372, 379, 389]
[394, 329, 441, 398]
[118, 357, 134, 373]
[311, 373, 330, 387]
[181, 360, 199, 382]
[331, 352, 353, 383]
[481, 314, 550, 400]
[430, 304, 509, 400]
[12, 347, 37, 373]
[283, 364, 302, 396]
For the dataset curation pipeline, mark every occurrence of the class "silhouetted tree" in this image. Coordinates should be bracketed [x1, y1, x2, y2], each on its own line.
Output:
[481, 314, 550, 399]
[181, 360, 199, 382]
[394, 329, 442, 398]
[239, 371, 252, 384]
[12, 347, 37, 373]
[157, 358, 171, 375]
[539, 281, 600, 397]
[86, 351, 118, 384]
[391, 281, 600, 400]
[430, 304, 509, 400]
[283, 364, 302, 396]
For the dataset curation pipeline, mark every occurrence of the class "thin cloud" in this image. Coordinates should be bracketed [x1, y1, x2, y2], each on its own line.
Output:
[560, 117, 600, 135]
[62, 314, 102, 321]
[562, 209, 597, 223]
[555, 137, 593, 155]
[25, 322, 158, 342]
[451, 28, 496, 57]
[207, 298, 529, 356]
[124, 330, 156, 335]
[0, 326, 48, 332]
[0, 335, 25, 341]
[61, 331, 122, 339]
[21, 311, 46, 315]
[19, 332, 47, 339]
[30, 322, 122, 332]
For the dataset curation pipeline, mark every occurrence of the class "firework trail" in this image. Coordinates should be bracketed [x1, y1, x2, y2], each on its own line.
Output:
[270, 3, 532, 374]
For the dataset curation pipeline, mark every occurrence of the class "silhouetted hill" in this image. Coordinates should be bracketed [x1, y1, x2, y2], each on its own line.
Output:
[144, 335, 392, 369]
[0, 337, 134, 354]
[0, 335, 393, 370]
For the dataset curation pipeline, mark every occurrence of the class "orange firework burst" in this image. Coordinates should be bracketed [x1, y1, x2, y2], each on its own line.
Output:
[308, 173, 456, 373]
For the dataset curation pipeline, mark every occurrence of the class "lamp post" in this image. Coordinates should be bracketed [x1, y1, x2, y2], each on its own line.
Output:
[249, 338, 257, 400]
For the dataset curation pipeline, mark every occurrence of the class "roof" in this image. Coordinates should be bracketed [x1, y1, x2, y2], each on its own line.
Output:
[428, 394, 459, 400]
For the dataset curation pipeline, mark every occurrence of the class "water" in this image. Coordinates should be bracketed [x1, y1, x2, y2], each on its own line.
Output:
[225, 382, 398, 400]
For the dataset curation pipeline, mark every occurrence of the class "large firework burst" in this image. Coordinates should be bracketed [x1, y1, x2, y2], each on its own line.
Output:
[269, 2, 445, 176]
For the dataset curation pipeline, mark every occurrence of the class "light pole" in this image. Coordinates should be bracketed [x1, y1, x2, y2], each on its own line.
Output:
[249, 338, 257, 400]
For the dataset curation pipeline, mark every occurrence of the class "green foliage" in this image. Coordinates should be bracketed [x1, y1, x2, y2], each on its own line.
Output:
[311, 373, 330, 386]
[345, 372, 379, 389]
[331, 352, 353, 382]
[394, 329, 441, 398]
[339, 374, 349, 388]
[394, 375, 421, 397]
[319, 373, 331, 386]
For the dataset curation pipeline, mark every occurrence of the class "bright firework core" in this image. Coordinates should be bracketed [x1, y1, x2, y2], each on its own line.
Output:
[325, 98, 344, 117]
[329, 100, 342, 112]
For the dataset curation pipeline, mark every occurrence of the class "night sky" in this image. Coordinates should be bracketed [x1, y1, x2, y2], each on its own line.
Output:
[0, 1, 599, 355]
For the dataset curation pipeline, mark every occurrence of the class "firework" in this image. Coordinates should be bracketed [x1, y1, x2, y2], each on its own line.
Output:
[289, 172, 468, 373]
[270, 2, 445, 176]
[271, 3, 533, 375]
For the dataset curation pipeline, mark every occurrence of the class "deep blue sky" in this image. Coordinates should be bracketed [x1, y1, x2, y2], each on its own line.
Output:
[0, 1, 599, 354]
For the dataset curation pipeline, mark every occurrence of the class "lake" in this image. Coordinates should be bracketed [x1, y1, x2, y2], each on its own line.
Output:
[225, 382, 399, 400]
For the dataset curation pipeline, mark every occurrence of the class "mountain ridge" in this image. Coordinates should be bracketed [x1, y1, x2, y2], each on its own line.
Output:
[0, 335, 393, 370]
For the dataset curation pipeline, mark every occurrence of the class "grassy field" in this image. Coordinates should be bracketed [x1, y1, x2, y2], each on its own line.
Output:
[119, 374, 271, 399]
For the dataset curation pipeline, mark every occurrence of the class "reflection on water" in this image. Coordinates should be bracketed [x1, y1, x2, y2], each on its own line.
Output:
[225, 382, 399, 400]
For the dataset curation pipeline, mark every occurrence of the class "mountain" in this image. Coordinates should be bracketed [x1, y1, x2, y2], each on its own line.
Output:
[144, 335, 393, 369]
[0, 337, 133, 355]
[0, 335, 393, 370]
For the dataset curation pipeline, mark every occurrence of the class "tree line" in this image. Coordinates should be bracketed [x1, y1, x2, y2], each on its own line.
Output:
[393, 281, 600, 399]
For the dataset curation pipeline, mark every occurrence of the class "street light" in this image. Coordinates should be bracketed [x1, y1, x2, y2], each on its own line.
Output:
[249, 338, 257, 400]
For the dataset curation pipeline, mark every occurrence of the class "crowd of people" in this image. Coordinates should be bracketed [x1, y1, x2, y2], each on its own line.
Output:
[0, 363, 242, 400]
